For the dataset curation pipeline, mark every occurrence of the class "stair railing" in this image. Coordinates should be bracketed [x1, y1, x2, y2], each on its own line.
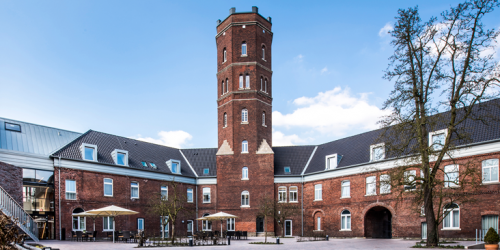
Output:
[0, 185, 39, 242]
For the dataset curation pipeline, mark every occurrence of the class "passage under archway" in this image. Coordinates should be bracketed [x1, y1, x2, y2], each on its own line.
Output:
[364, 206, 392, 238]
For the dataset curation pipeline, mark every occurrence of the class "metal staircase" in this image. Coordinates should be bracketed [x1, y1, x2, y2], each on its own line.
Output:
[0, 185, 39, 242]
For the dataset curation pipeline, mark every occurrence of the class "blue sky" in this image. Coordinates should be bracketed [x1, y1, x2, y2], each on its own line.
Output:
[1, 1, 498, 148]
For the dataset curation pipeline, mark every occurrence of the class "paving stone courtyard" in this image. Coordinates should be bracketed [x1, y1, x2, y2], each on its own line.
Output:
[34, 237, 478, 250]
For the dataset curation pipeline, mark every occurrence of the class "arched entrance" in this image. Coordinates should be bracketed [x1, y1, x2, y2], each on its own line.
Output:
[364, 206, 392, 238]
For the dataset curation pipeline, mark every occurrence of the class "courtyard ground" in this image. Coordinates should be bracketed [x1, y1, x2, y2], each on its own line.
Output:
[34, 237, 478, 250]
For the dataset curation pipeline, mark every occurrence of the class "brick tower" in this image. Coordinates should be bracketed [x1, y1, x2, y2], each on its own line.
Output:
[215, 7, 275, 235]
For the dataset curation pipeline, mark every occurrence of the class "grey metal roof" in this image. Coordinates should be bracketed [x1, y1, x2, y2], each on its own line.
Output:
[0, 117, 82, 156]
[181, 148, 218, 176]
[51, 130, 197, 177]
[273, 145, 316, 175]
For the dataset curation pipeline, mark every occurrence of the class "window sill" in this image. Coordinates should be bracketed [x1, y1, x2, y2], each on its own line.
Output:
[241, 178, 249, 181]
[262, 59, 267, 62]
[240, 205, 250, 208]
[340, 196, 351, 199]
[289, 201, 299, 203]
[82, 159, 97, 162]
[223, 126, 227, 129]
[187, 201, 193, 203]
[313, 230, 323, 232]
[241, 55, 247, 57]
[241, 152, 249, 154]
[241, 122, 249, 125]
[441, 228, 461, 231]
[482, 181, 500, 186]
[203, 202, 211, 204]
[339, 229, 352, 232]
[314, 199, 323, 202]
[278, 201, 286, 203]
[104, 195, 113, 197]
[380, 192, 391, 195]
[103, 230, 114, 232]
[131, 198, 139, 200]
[365, 194, 377, 197]
[262, 125, 267, 127]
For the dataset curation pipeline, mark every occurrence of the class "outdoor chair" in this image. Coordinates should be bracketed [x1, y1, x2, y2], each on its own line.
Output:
[235, 231, 241, 240]
[119, 231, 130, 243]
[242, 231, 247, 239]
[76, 231, 83, 242]
[71, 231, 77, 241]
[227, 231, 234, 239]
[106, 231, 113, 241]
[81, 232, 88, 241]
[88, 231, 97, 241]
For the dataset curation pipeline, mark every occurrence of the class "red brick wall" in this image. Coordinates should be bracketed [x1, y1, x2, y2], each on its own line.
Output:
[0, 161, 22, 205]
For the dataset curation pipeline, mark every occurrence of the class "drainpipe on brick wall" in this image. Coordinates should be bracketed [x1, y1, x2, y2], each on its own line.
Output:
[196, 184, 198, 230]
[58, 156, 61, 240]
[301, 174, 304, 237]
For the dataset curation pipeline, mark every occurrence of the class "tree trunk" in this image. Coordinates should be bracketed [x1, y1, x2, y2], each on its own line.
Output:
[162, 222, 165, 240]
[425, 186, 439, 246]
[171, 223, 175, 245]
[264, 215, 267, 243]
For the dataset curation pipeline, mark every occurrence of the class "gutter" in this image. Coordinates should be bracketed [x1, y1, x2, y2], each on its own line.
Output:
[301, 146, 317, 237]
[58, 156, 61, 241]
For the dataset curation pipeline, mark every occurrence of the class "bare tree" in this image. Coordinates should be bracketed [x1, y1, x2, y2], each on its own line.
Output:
[256, 194, 275, 243]
[380, 0, 500, 246]
[273, 201, 300, 238]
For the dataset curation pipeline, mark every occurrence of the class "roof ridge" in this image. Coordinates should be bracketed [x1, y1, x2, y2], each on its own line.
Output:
[88, 130, 182, 149]
[0, 116, 82, 134]
[51, 129, 93, 156]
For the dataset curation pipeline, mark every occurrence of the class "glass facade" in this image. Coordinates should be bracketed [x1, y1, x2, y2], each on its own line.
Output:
[23, 168, 55, 239]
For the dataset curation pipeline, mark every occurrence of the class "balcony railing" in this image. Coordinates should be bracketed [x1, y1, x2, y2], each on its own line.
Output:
[0, 185, 39, 242]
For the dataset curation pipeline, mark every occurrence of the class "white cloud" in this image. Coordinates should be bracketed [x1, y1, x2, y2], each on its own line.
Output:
[272, 130, 306, 146]
[133, 130, 193, 148]
[273, 87, 390, 136]
[321, 67, 328, 74]
[378, 22, 393, 37]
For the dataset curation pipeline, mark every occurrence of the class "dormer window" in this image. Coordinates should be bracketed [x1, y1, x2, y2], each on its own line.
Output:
[141, 162, 147, 167]
[80, 143, 97, 162]
[370, 143, 385, 161]
[429, 129, 447, 151]
[112, 149, 128, 166]
[284, 167, 291, 174]
[325, 154, 338, 170]
[150, 163, 157, 169]
[166, 159, 181, 174]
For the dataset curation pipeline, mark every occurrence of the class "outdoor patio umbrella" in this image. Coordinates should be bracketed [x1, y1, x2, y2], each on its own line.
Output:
[72, 210, 105, 232]
[196, 212, 239, 237]
[86, 205, 139, 243]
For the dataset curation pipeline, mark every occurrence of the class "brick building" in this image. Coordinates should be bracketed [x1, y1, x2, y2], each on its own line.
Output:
[0, 6, 499, 241]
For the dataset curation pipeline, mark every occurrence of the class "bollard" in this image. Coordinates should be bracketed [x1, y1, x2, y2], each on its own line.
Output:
[189, 237, 193, 246]
[227, 235, 231, 245]
[326, 235, 329, 241]
[276, 236, 280, 244]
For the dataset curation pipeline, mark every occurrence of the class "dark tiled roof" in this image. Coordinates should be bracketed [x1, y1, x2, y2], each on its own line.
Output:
[52, 130, 196, 177]
[273, 145, 316, 175]
[180, 148, 218, 176]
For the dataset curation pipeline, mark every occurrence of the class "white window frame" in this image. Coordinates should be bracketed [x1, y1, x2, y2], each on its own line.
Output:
[103, 216, 114, 231]
[380, 174, 391, 194]
[161, 185, 168, 200]
[227, 218, 235, 231]
[203, 187, 211, 203]
[317, 217, 321, 231]
[242, 167, 249, 180]
[366, 176, 376, 196]
[444, 165, 459, 187]
[187, 188, 193, 203]
[137, 218, 144, 231]
[226, 79, 229, 93]
[160, 216, 169, 237]
[289, 186, 298, 202]
[265, 79, 268, 93]
[404, 170, 417, 191]
[341, 210, 351, 231]
[187, 220, 194, 233]
[429, 129, 448, 151]
[131, 182, 139, 199]
[482, 159, 499, 183]
[223, 48, 227, 62]
[341, 180, 350, 198]
[103, 178, 113, 197]
[239, 75, 243, 89]
[202, 214, 212, 231]
[166, 159, 181, 174]
[111, 149, 129, 166]
[241, 42, 247, 56]
[223, 113, 227, 128]
[65, 180, 76, 200]
[72, 214, 86, 231]
[242, 140, 248, 153]
[314, 184, 322, 201]
[80, 143, 97, 162]
[285, 220, 292, 237]
[262, 46, 265, 60]
[325, 153, 338, 170]
[241, 191, 250, 207]
[241, 109, 248, 123]
[278, 186, 287, 203]
[443, 203, 460, 229]
[262, 112, 266, 126]
[221, 80, 225, 95]
[260, 77, 263, 91]
[245, 74, 250, 89]
[370, 143, 385, 161]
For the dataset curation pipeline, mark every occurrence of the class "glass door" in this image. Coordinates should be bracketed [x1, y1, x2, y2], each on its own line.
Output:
[421, 222, 427, 239]
[285, 220, 292, 237]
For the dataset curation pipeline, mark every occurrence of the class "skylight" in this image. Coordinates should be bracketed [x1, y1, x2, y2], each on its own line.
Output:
[141, 162, 148, 167]
[5, 123, 21, 132]
[150, 163, 157, 168]
[203, 168, 209, 175]
[284, 167, 291, 173]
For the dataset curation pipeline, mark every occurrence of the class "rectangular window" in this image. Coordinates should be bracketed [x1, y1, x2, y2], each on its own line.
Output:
[161, 186, 168, 200]
[103, 216, 114, 231]
[187, 220, 193, 233]
[84, 147, 95, 161]
[284, 167, 291, 174]
[239, 75, 244, 88]
[314, 184, 322, 201]
[65, 180, 76, 200]
[341, 180, 350, 198]
[203, 187, 211, 203]
[326, 154, 337, 169]
[380, 175, 391, 194]
[172, 162, 178, 174]
[341, 211, 351, 230]
[404, 170, 417, 190]
[444, 165, 459, 187]
[245, 75, 250, 88]
[160, 216, 169, 237]
[366, 176, 376, 195]
[443, 207, 459, 229]
[203, 168, 209, 175]
[150, 163, 157, 168]
[422, 222, 427, 239]
[187, 188, 193, 202]
[141, 162, 148, 167]
[202, 219, 212, 231]
[227, 218, 235, 231]
[370, 143, 385, 161]
[482, 215, 499, 233]
[138, 218, 144, 231]
[242, 167, 248, 179]
[482, 159, 499, 183]
[72, 216, 85, 231]
[278, 187, 287, 202]
[242, 43, 247, 55]
[131, 182, 139, 199]
[289, 186, 298, 202]
[5, 122, 21, 132]
[104, 178, 113, 196]
[431, 133, 445, 150]
[317, 217, 321, 230]
[241, 191, 249, 206]
[117, 153, 126, 165]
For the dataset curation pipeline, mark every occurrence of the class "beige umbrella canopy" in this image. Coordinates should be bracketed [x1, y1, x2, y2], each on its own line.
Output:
[86, 205, 139, 243]
[197, 212, 239, 237]
[72, 210, 106, 232]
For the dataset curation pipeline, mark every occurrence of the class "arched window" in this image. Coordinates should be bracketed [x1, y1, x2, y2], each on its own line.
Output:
[241, 109, 248, 123]
[239, 75, 243, 89]
[223, 48, 227, 62]
[223, 113, 227, 127]
[262, 112, 266, 126]
[482, 159, 498, 183]
[245, 74, 250, 89]
[262, 45, 265, 60]
[226, 79, 229, 93]
[241, 42, 247, 55]
[242, 167, 248, 179]
[265, 79, 268, 93]
[202, 213, 212, 231]
[341, 210, 351, 230]
[241, 191, 250, 206]
[221, 80, 224, 94]
[242, 140, 248, 153]
[260, 77, 263, 91]
[443, 203, 459, 229]
[72, 208, 86, 231]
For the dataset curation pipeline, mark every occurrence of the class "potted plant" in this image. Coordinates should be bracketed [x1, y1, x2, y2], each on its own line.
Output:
[484, 227, 500, 250]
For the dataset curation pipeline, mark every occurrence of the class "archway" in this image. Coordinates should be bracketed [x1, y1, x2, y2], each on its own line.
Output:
[364, 206, 392, 238]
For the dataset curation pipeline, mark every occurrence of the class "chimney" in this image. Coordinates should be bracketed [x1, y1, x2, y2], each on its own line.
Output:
[229, 7, 236, 14]
[267, 17, 272, 23]
[252, 6, 258, 13]
[216, 19, 221, 25]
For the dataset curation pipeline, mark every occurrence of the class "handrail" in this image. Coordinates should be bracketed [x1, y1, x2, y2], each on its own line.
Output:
[0, 185, 39, 242]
